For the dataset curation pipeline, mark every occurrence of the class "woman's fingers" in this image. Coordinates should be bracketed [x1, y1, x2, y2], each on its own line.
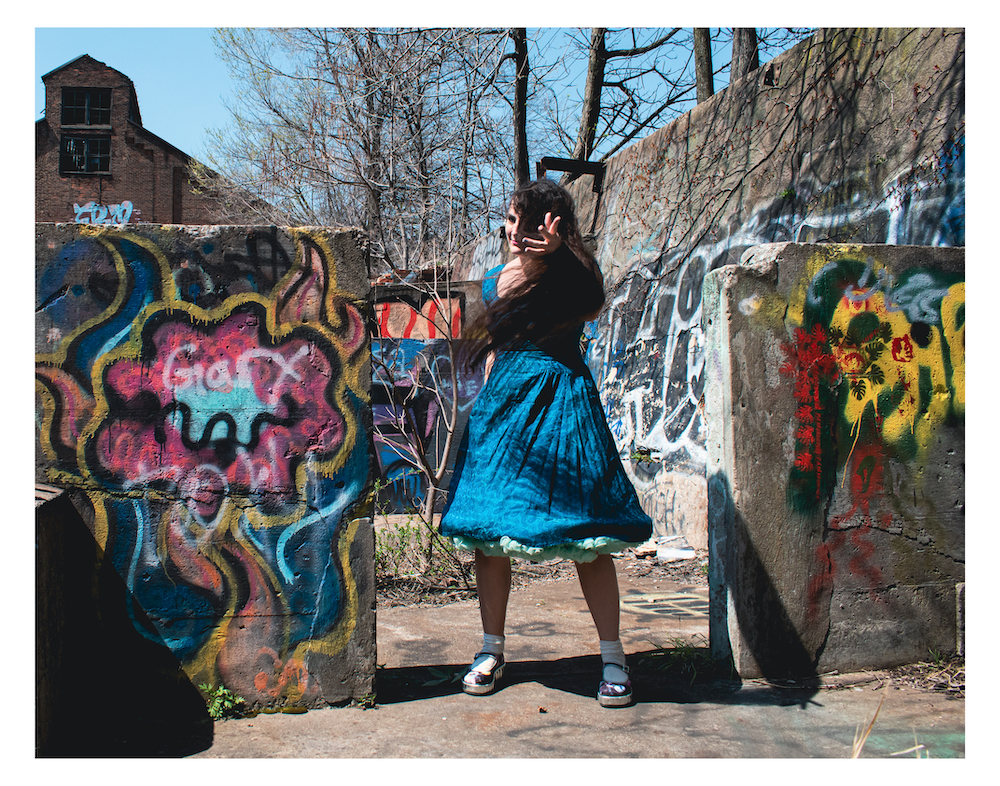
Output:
[541, 212, 562, 237]
[525, 213, 562, 254]
[516, 213, 563, 256]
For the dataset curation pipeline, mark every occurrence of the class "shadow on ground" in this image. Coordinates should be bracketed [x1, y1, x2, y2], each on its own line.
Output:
[376, 651, 821, 709]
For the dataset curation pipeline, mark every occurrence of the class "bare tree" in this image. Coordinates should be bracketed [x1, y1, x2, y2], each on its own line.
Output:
[566, 27, 684, 164]
[201, 28, 515, 273]
[693, 28, 714, 103]
[732, 28, 761, 81]
[569, 27, 607, 163]
[509, 28, 531, 186]
[200, 27, 812, 263]
[370, 263, 479, 588]
[542, 28, 812, 165]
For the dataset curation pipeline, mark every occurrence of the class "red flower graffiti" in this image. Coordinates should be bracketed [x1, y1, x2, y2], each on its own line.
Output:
[780, 324, 841, 505]
[891, 334, 915, 363]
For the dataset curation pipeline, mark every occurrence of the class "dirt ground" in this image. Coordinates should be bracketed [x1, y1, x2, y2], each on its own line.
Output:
[375, 546, 963, 700]
[376, 546, 709, 609]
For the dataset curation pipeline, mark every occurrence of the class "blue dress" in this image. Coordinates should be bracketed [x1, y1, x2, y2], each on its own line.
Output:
[440, 264, 653, 562]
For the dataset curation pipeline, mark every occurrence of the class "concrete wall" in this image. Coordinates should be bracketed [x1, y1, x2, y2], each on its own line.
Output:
[456, 28, 964, 555]
[704, 243, 964, 678]
[35, 224, 375, 711]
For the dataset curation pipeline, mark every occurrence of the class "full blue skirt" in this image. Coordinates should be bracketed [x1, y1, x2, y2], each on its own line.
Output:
[440, 338, 653, 562]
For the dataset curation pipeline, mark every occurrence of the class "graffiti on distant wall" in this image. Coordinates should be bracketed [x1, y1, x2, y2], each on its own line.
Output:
[375, 295, 462, 341]
[587, 139, 965, 529]
[774, 251, 964, 615]
[36, 227, 369, 704]
[371, 289, 480, 510]
[465, 226, 505, 282]
[73, 200, 134, 225]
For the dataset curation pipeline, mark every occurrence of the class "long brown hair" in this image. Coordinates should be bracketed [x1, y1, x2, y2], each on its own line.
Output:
[463, 179, 605, 369]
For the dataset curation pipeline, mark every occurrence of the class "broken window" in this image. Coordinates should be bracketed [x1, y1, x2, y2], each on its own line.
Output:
[59, 136, 111, 174]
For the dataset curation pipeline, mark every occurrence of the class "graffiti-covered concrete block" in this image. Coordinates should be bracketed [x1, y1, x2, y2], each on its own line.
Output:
[35, 223, 375, 709]
[704, 242, 964, 678]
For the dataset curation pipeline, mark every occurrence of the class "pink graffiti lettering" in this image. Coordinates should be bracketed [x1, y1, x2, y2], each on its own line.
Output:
[95, 307, 345, 514]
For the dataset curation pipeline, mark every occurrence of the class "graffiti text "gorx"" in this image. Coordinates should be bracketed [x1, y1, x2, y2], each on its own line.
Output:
[163, 342, 311, 446]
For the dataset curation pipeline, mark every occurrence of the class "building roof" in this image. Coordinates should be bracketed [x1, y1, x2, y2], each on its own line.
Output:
[41, 53, 129, 83]
[41, 54, 143, 127]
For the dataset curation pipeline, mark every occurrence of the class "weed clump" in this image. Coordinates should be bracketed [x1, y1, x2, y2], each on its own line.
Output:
[198, 683, 247, 720]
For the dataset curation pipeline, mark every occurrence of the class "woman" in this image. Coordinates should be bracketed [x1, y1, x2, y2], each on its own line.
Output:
[440, 179, 653, 707]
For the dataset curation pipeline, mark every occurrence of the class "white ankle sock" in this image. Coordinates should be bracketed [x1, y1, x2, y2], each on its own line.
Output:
[470, 634, 505, 673]
[600, 639, 628, 684]
[481, 633, 505, 656]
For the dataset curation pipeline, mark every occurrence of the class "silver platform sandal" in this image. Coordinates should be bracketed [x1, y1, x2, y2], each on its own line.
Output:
[597, 662, 632, 707]
[462, 652, 506, 695]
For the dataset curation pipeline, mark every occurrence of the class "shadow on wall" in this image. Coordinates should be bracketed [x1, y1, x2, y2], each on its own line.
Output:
[37, 489, 213, 757]
[708, 471, 820, 702]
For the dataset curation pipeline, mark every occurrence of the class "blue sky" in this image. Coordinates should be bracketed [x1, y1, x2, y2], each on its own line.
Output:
[32, 27, 593, 165]
[35, 28, 237, 161]
[31, 26, 796, 168]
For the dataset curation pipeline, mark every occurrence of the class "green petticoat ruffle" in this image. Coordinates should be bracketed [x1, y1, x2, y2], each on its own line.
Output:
[449, 534, 643, 563]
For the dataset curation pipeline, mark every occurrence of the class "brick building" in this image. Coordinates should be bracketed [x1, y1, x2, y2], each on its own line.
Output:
[36, 55, 221, 225]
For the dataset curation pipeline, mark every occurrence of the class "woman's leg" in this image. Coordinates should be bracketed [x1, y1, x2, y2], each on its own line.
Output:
[463, 550, 512, 695]
[574, 553, 620, 640]
[577, 554, 632, 706]
[475, 549, 512, 636]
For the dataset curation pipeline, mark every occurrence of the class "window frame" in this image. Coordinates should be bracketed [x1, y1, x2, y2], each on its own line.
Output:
[59, 135, 112, 175]
[61, 87, 112, 127]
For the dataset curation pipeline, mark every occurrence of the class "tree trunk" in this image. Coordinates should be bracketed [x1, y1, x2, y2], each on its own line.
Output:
[461, 87, 473, 240]
[570, 27, 608, 162]
[355, 30, 388, 266]
[693, 28, 714, 103]
[510, 28, 530, 186]
[731, 28, 760, 81]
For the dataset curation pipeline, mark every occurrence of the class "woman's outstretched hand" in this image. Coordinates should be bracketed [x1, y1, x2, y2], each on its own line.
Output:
[521, 213, 562, 257]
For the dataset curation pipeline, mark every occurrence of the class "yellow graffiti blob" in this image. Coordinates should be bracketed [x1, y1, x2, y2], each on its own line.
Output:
[785, 245, 870, 328]
[941, 282, 965, 417]
[830, 281, 964, 470]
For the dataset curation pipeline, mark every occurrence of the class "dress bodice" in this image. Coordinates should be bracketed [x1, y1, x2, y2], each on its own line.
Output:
[482, 263, 585, 355]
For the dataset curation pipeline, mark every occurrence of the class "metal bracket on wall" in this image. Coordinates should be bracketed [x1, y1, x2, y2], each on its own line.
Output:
[535, 157, 606, 194]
